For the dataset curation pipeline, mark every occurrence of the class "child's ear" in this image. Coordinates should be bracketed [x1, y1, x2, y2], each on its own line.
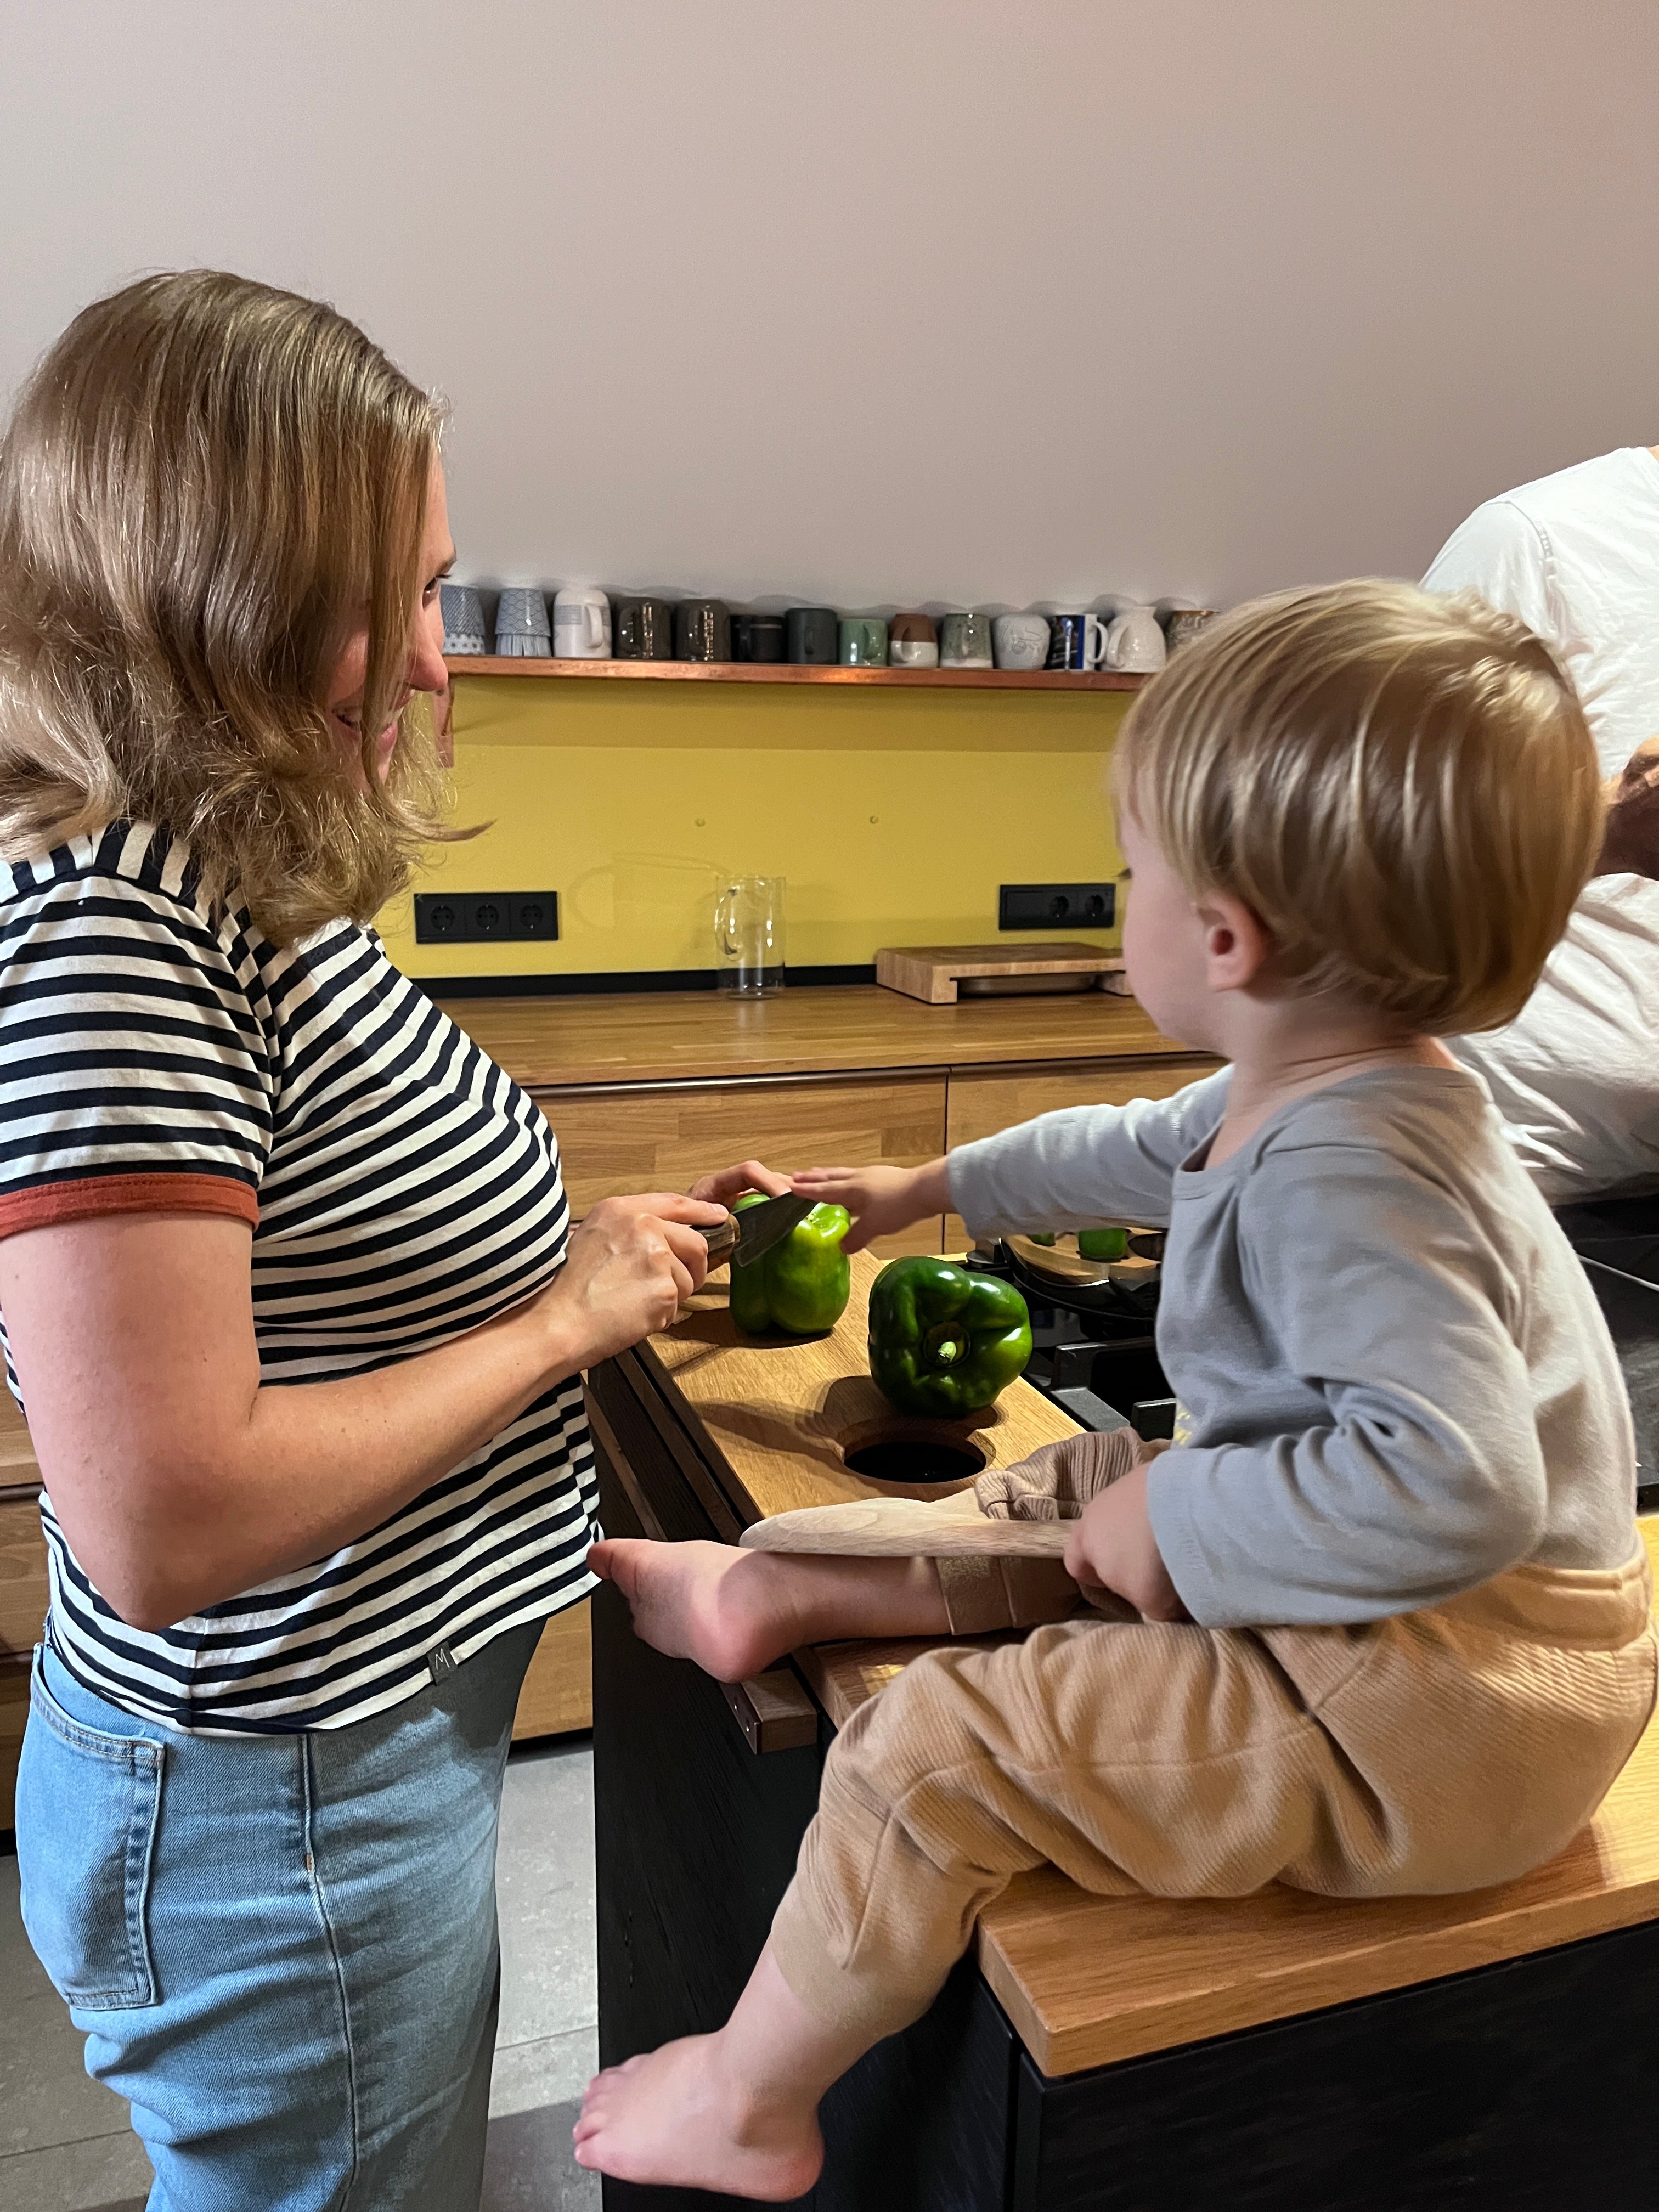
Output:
[1197, 893, 1274, 993]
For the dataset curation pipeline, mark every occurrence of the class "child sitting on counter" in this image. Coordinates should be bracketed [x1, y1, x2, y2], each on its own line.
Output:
[578, 579, 1657, 2202]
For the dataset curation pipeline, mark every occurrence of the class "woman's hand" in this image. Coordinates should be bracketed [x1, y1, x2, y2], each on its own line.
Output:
[791, 1158, 952, 1253]
[687, 1159, 794, 1207]
[546, 1193, 726, 1368]
[1061, 1463, 1189, 1621]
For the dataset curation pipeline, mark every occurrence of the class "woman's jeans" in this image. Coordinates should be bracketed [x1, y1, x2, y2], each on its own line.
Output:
[16, 1621, 541, 2211]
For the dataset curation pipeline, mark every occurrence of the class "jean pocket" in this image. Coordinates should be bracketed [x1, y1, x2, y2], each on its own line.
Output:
[16, 1650, 163, 2009]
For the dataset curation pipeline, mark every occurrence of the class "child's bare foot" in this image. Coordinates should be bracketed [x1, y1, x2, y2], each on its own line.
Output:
[589, 1537, 799, 1679]
[572, 2034, 825, 2201]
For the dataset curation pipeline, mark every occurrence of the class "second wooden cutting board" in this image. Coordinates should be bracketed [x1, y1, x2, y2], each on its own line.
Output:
[641, 1249, 1079, 1523]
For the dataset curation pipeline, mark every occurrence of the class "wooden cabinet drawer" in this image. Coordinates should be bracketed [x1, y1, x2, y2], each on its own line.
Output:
[0, 1494, 49, 1663]
[943, 1056, 1220, 1247]
[512, 1599, 592, 1740]
[534, 1074, 950, 1258]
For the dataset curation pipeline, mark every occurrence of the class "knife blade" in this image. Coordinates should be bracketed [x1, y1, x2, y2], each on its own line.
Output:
[699, 1190, 817, 1269]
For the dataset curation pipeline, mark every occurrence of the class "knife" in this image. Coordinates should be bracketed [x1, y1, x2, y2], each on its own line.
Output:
[699, 1190, 818, 1268]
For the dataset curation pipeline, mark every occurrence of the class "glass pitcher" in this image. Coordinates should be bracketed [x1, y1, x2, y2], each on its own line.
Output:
[714, 876, 786, 995]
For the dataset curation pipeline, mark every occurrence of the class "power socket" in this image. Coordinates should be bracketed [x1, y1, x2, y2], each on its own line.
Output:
[413, 891, 560, 944]
[998, 882, 1116, 930]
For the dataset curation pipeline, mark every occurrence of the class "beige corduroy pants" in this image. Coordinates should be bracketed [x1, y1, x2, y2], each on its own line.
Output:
[770, 1548, 1658, 2045]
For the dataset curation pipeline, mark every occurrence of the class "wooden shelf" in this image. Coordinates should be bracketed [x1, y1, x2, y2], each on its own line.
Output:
[444, 655, 1146, 692]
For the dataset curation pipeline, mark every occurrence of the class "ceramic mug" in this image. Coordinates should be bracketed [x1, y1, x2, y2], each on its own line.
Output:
[1044, 612, 1108, 672]
[732, 612, 786, 663]
[991, 612, 1052, 672]
[939, 611, 994, 668]
[786, 607, 839, 665]
[439, 583, 488, 656]
[552, 586, 611, 660]
[889, 612, 938, 669]
[1104, 604, 1168, 674]
[839, 617, 889, 667]
[714, 874, 786, 995]
[493, 586, 552, 658]
[675, 598, 732, 662]
[613, 596, 676, 659]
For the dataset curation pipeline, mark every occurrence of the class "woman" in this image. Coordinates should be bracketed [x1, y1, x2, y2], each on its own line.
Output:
[0, 270, 782, 2209]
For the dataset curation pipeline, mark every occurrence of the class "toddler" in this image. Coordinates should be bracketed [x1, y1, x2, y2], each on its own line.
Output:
[578, 579, 1657, 2199]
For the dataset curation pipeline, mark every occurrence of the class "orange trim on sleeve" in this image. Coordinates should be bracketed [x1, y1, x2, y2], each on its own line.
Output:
[0, 1173, 259, 1241]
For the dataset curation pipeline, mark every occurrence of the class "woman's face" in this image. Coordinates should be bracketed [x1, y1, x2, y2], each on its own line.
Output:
[325, 457, 455, 783]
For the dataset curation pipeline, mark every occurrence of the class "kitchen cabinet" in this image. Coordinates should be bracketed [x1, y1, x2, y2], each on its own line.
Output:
[588, 1263, 1659, 2212]
[535, 1074, 950, 1257]
[941, 1056, 1210, 1249]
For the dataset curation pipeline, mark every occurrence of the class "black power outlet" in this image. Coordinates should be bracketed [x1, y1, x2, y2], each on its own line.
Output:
[413, 891, 560, 944]
[998, 882, 1116, 930]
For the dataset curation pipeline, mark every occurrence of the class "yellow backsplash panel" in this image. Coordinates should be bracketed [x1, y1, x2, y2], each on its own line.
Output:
[379, 676, 1131, 979]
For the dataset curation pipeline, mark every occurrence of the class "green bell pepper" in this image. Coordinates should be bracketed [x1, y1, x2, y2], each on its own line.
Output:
[1076, 1227, 1128, 1262]
[867, 1256, 1032, 1419]
[729, 1194, 852, 1336]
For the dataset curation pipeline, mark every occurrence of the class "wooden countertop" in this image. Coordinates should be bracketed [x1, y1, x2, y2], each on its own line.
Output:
[643, 1250, 1079, 1522]
[433, 983, 1199, 1090]
[641, 1279, 1659, 2081]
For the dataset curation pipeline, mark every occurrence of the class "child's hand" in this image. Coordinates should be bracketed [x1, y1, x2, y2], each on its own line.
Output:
[1062, 1464, 1189, 1622]
[791, 1159, 951, 1254]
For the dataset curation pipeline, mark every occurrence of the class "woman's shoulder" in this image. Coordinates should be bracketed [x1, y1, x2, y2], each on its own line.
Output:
[0, 819, 286, 1039]
[4, 819, 209, 917]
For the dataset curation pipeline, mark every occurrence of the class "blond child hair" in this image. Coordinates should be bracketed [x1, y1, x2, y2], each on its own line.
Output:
[1116, 579, 1602, 1033]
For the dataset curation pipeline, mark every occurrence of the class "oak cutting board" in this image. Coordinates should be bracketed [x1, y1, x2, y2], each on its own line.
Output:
[876, 943, 1128, 1005]
[641, 1249, 1079, 1523]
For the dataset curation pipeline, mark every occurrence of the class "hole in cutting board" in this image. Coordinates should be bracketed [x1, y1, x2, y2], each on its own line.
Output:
[844, 1436, 987, 1485]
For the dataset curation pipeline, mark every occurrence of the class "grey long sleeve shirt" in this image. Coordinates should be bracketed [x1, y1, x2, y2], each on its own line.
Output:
[947, 1066, 1639, 1629]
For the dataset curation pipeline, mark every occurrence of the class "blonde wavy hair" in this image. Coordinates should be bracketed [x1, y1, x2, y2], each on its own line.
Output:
[1116, 579, 1602, 1034]
[0, 269, 464, 945]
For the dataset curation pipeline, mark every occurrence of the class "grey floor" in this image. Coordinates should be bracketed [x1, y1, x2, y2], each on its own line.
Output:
[0, 1737, 601, 2211]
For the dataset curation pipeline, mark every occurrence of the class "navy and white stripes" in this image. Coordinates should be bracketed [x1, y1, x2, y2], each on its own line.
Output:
[0, 823, 593, 1733]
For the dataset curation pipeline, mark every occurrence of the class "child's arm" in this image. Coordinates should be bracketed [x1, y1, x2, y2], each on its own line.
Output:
[791, 1160, 950, 1254]
[797, 1069, 1232, 1252]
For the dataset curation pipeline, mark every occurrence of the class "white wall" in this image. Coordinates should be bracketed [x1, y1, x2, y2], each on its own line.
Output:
[5, 1, 1657, 611]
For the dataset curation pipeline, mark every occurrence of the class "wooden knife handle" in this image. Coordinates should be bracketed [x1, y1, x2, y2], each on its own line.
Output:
[699, 1215, 738, 1260]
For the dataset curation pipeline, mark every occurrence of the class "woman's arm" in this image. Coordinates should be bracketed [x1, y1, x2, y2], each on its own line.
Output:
[1, 1190, 721, 1631]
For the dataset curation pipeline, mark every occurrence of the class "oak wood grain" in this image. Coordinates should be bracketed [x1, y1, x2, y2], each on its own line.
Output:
[876, 945, 1124, 1006]
[642, 1250, 1079, 1523]
[435, 985, 1197, 1091]
[448, 657, 1146, 693]
[0, 1390, 40, 1485]
[540, 1074, 949, 1259]
[942, 1055, 1221, 1247]
[1, 1652, 25, 1830]
[0, 1498, 49, 1660]
[511, 1600, 594, 1739]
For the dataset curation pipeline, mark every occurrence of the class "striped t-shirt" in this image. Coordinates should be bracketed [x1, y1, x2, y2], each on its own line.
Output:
[0, 822, 596, 1733]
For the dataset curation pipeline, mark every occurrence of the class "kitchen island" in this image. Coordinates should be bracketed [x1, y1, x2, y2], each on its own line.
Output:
[589, 1252, 1659, 2212]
